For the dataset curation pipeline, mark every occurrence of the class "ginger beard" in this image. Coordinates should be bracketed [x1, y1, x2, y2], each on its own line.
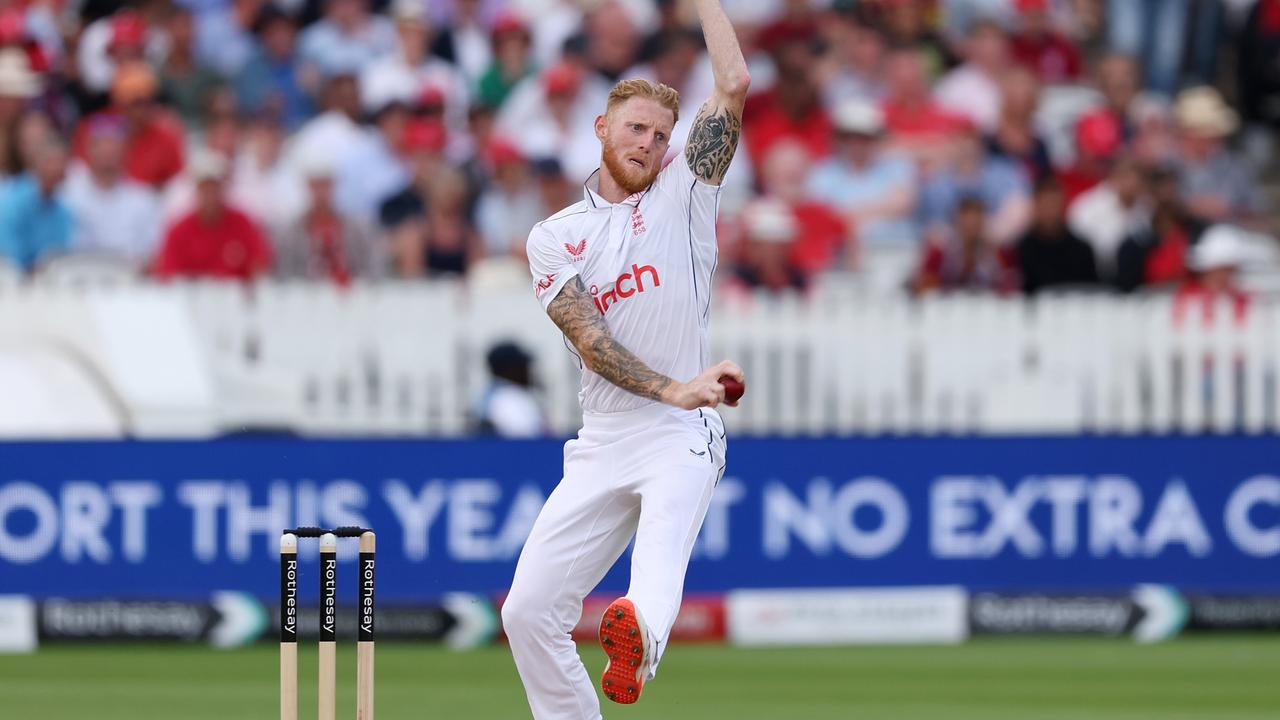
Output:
[601, 133, 661, 195]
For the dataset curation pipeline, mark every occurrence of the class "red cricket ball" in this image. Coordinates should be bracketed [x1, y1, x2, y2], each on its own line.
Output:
[719, 375, 745, 406]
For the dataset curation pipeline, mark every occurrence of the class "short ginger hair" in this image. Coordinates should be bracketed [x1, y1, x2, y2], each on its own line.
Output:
[606, 78, 681, 123]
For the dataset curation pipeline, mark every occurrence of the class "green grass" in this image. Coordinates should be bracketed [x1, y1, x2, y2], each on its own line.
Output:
[1, 637, 1277, 718]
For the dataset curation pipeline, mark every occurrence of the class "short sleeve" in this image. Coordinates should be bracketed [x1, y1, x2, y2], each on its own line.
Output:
[527, 222, 579, 310]
[654, 150, 724, 202]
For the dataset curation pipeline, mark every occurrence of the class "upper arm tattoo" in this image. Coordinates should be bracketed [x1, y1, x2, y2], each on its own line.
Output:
[546, 276, 673, 403]
[684, 100, 743, 185]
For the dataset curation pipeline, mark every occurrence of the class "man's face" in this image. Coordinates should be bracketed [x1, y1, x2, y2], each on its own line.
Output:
[596, 97, 674, 195]
[34, 146, 67, 189]
[1099, 57, 1138, 111]
[87, 134, 124, 176]
[196, 178, 225, 213]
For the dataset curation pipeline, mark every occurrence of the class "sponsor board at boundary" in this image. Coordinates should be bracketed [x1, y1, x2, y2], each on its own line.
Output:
[1, 437, 1278, 598]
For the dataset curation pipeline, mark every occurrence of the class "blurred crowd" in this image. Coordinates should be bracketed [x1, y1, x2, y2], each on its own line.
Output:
[0, 0, 1277, 303]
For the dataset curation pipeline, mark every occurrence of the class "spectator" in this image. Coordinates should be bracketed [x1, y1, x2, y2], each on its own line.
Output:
[227, 115, 306, 238]
[0, 48, 43, 179]
[1016, 176, 1098, 295]
[916, 195, 1014, 294]
[471, 340, 550, 438]
[1057, 108, 1121, 207]
[159, 115, 242, 224]
[807, 99, 916, 258]
[158, 7, 227, 130]
[495, 60, 608, 182]
[379, 119, 448, 278]
[987, 66, 1052, 181]
[0, 137, 71, 272]
[62, 114, 162, 265]
[298, 0, 397, 81]
[1095, 53, 1141, 136]
[434, 0, 494, 85]
[193, 0, 263, 79]
[379, 118, 447, 233]
[819, 12, 889, 109]
[153, 150, 272, 280]
[935, 19, 1010, 133]
[918, 124, 1032, 247]
[283, 72, 364, 176]
[1173, 86, 1263, 225]
[360, 0, 471, 142]
[235, 8, 312, 130]
[880, 47, 968, 162]
[334, 99, 411, 221]
[422, 165, 479, 276]
[533, 157, 575, 217]
[1174, 224, 1254, 324]
[275, 154, 384, 283]
[579, 0, 643, 82]
[1115, 168, 1192, 293]
[1129, 94, 1178, 169]
[475, 139, 542, 259]
[880, 0, 954, 76]
[6, 109, 55, 178]
[1009, 0, 1083, 84]
[72, 62, 185, 189]
[1107, 0, 1188, 97]
[758, 139, 848, 278]
[476, 11, 536, 110]
[742, 18, 831, 167]
[1236, 0, 1280, 144]
[731, 198, 807, 293]
[1067, 154, 1151, 283]
[75, 10, 155, 104]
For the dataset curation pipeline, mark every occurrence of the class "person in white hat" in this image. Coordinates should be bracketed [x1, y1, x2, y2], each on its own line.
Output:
[808, 97, 917, 254]
[1173, 86, 1262, 226]
[358, 0, 470, 145]
[274, 150, 385, 283]
[153, 148, 273, 280]
[1174, 223, 1255, 323]
[730, 197, 806, 292]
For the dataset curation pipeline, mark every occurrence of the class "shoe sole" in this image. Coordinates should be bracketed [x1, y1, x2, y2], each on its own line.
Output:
[598, 598, 646, 704]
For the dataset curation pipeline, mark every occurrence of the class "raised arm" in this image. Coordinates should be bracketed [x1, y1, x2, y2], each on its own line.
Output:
[684, 0, 751, 185]
[546, 276, 742, 409]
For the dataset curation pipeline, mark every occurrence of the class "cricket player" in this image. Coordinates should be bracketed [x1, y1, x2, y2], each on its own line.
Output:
[501, 1, 750, 718]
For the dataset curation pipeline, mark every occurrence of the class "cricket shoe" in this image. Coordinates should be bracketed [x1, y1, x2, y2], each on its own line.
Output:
[598, 597, 652, 704]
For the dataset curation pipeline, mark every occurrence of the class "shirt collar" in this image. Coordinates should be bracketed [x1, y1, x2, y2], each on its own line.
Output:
[582, 168, 646, 209]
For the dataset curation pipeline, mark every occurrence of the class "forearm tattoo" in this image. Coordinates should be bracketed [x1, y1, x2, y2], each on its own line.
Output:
[684, 101, 742, 185]
[546, 276, 673, 403]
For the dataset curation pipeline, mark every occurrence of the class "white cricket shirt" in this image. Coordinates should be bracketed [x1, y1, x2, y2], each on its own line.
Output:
[528, 157, 721, 414]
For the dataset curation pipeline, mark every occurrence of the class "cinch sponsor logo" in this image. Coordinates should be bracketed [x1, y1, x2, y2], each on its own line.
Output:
[590, 263, 660, 314]
[534, 273, 556, 298]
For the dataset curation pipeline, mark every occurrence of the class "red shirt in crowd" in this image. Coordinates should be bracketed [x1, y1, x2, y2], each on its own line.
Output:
[1011, 33, 1083, 84]
[789, 202, 848, 275]
[154, 208, 273, 280]
[73, 109, 186, 189]
[881, 100, 969, 143]
[1056, 165, 1107, 208]
[742, 90, 832, 166]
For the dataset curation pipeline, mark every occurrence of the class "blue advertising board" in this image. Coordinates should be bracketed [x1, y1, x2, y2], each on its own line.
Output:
[1, 437, 1278, 600]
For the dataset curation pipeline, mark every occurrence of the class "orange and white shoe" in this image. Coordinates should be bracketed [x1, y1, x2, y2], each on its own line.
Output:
[598, 597, 652, 704]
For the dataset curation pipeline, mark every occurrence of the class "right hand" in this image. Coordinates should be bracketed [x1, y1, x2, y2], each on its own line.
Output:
[662, 360, 743, 410]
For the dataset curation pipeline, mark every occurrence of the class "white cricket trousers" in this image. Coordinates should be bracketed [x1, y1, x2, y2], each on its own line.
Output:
[503, 403, 727, 720]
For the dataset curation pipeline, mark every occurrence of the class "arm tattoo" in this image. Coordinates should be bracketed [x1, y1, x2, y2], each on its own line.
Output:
[546, 276, 673, 403]
[684, 101, 742, 185]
